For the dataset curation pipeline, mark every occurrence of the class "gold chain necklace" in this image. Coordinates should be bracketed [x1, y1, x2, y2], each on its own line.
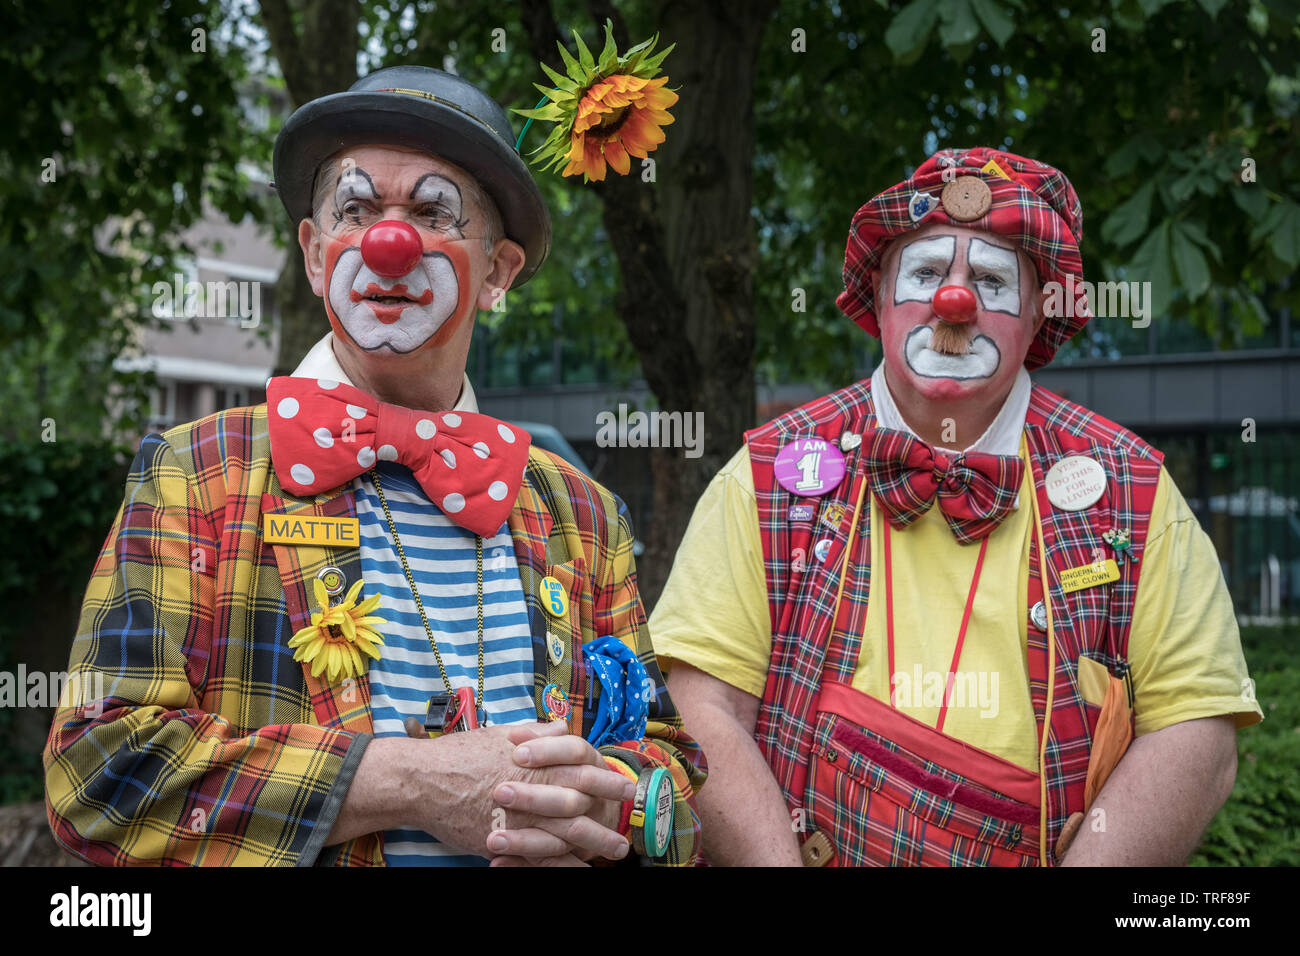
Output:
[369, 467, 485, 709]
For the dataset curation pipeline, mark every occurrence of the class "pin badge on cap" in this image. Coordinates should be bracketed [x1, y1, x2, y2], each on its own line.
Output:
[907, 191, 936, 223]
[940, 176, 992, 222]
[774, 438, 846, 498]
[1045, 456, 1107, 511]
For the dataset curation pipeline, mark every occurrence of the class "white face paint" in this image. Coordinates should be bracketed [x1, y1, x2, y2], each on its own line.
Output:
[904, 326, 1001, 380]
[327, 247, 461, 353]
[967, 238, 1021, 315]
[893, 235, 956, 305]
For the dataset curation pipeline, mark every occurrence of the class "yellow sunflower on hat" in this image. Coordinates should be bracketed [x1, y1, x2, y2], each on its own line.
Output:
[288, 578, 386, 683]
[515, 20, 678, 183]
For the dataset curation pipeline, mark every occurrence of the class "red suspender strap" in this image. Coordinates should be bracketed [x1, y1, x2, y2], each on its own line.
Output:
[882, 518, 991, 732]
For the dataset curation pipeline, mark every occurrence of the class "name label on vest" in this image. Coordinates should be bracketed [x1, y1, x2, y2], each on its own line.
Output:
[263, 514, 359, 546]
[1059, 558, 1120, 593]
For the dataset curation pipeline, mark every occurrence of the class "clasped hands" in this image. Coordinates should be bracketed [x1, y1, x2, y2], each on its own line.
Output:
[488, 720, 634, 867]
[412, 718, 634, 866]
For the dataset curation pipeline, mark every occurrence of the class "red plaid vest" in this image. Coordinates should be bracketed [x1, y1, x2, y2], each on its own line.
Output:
[746, 379, 1163, 864]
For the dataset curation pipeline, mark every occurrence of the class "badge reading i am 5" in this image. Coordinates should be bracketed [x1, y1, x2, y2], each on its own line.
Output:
[539, 576, 568, 619]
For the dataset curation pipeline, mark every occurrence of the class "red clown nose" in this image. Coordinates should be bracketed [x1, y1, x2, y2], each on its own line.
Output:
[932, 285, 978, 323]
[360, 220, 423, 278]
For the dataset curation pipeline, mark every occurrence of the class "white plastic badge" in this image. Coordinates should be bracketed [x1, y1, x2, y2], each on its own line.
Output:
[1045, 456, 1107, 511]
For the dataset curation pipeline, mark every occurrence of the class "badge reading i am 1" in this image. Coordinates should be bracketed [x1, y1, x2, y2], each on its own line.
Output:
[774, 438, 846, 498]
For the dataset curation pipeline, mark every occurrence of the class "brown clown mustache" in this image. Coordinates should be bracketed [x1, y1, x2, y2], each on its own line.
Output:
[929, 321, 974, 356]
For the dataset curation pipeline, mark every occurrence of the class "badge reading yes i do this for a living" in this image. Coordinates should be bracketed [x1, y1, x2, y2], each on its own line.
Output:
[774, 438, 846, 498]
[1045, 455, 1107, 511]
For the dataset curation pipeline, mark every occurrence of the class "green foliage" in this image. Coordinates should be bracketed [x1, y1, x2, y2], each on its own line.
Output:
[0, 0, 271, 442]
[1189, 623, 1300, 866]
[356, 0, 640, 387]
[0, 435, 131, 805]
[755, 0, 1300, 387]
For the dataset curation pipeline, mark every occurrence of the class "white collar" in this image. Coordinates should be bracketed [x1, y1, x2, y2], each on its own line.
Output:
[871, 361, 1030, 457]
[289, 332, 479, 413]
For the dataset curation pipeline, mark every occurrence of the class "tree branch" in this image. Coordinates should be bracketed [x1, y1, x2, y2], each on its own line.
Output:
[258, 0, 305, 105]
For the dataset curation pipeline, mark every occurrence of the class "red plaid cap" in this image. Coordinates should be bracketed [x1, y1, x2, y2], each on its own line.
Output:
[836, 146, 1090, 370]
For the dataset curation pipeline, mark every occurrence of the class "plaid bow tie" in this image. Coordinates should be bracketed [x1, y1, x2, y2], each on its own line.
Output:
[861, 427, 1024, 544]
[266, 377, 531, 537]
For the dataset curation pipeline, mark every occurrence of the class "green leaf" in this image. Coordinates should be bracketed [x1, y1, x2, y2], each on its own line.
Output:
[1232, 187, 1268, 220]
[1171, 221, 1211, 299]
[1101, 181, 1155, 247]
[970, 0, 1016, 45]
[596, 20, 618, 74]
[938, 0, 981, 49]
[572, 28, 596, 74]
[885, 0, 940, 62]
[1128, 220, 1175, 317]
[554, 40, 584, 84]
[539, 61, 579, 93]
[1269, 203, 1300, 268]
[635, 44, 675, 75]
[1248, 201, 1286, 244]
[1177, 219, 1223, 265]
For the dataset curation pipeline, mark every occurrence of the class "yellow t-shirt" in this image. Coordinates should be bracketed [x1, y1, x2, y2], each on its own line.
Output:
[649, 444, 1263, 771]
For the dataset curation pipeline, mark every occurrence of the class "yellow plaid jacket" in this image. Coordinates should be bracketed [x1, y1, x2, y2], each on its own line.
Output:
[44, 404, 706, 866]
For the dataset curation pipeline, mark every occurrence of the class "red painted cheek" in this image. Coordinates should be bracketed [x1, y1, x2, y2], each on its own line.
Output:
[420, 240, 474, 351]
[320, 236, 350, 336]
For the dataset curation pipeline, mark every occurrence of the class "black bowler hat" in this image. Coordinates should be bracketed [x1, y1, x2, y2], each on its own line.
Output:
[272, 65, 551, 288]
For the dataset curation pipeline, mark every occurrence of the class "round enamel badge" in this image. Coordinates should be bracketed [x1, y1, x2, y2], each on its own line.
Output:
[774, 438, 846, 498]
[542, 683, 571, 721]
[538, 576, 568, 619]
[1045, 456, 1107, 511]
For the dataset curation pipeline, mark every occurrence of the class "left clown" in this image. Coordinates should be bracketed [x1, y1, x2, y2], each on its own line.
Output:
[43, 66, 705, 868]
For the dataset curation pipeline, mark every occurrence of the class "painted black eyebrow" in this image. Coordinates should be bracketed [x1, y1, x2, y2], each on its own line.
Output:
[967, 236, 1016, 255]
[409, 173, 463, 211]
[899, 236, 957, 263]
[335, 166, 381, 200]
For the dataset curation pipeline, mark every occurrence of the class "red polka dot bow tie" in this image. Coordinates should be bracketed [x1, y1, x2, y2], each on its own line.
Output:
[860, 428, 1024, 544]
[266, 376, 531, 537]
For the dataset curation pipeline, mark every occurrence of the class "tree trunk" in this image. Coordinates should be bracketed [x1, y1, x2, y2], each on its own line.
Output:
[523, 0, 777, 608]
[259, 0, 360, 377]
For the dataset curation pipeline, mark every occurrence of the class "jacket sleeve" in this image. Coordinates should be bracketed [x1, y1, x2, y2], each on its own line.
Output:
[593, 495, 707, 866]
[43, 432, 369, 866]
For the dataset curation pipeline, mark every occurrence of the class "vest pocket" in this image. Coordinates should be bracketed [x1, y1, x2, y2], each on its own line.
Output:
[806, 709, 1040, 866]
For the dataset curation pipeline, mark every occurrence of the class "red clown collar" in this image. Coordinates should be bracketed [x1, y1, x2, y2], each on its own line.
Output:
[836, 146, 1090, 370]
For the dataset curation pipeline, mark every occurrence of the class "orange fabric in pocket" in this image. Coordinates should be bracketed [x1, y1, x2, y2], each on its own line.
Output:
[1083, 674, 1133, 809]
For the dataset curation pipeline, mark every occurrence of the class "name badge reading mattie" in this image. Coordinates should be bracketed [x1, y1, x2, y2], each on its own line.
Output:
[263, 514, 359, 546]
[1059, 558, 1120, 593]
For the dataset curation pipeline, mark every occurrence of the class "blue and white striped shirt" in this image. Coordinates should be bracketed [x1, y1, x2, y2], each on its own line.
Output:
[354, 461, 536, 866]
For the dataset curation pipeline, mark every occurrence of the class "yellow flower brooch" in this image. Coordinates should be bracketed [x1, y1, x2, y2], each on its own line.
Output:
[288, 578, 386, 683]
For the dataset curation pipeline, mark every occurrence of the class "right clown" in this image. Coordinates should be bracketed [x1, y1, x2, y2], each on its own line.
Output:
[651, 147, 1263, 866]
